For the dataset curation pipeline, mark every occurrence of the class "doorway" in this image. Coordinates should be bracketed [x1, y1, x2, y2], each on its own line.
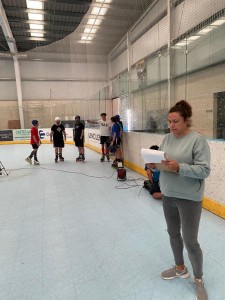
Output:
[214, 91, 225, 139]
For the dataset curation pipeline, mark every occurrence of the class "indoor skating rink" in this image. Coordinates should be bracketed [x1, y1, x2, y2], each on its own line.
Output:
[0, 144, 225, 300]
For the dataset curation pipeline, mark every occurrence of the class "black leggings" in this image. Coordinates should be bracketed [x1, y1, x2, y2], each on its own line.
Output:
[30, 144, 39, 160]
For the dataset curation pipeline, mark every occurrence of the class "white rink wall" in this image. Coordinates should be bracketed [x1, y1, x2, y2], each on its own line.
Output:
[85, 129, 225, 207]
[121, 132, 225, 207]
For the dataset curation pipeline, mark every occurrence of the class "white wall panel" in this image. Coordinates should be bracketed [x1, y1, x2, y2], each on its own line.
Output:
[131, 16, 168, 65]
[0, 60, 15, 79]
[130, 0, 167, 42]
[174, 26, 225, 76]
[0, 82, 17, 100]
[172, 0, 225, 40]
[158, 16, 168, 49]
[146, 54, 168, 84]
[132, 25, 157, 65]
[111, 50, 128, 78]
[0, 60, 108, 101]
[20, 61, 108, 81]
[22, 81, 107, 100]
[110, 38, 127, 61]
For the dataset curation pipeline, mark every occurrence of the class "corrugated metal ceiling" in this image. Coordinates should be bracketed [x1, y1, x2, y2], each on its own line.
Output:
[0, 0, 154, 60]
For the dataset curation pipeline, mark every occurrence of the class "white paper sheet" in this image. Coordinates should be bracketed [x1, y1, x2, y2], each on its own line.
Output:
[141, 148, 167, 164]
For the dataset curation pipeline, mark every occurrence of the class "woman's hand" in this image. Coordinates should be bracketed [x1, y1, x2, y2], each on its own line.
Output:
[162, 160, 180, 172]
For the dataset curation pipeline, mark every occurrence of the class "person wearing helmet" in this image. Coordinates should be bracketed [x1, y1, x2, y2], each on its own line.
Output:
[74, 116, 85, 161]
[115, 115, 123, 137]
[50, 117, 66, 163]
[110, 116, 122, 167]
[112, 114, 123, 165]
[25, 120, 41, 165]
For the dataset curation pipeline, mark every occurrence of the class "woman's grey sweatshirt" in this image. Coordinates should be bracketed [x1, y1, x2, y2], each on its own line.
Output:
[159, 131, 211, 201]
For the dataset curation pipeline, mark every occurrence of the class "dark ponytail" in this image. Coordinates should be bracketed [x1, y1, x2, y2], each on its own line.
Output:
[169, 100, 192, 122]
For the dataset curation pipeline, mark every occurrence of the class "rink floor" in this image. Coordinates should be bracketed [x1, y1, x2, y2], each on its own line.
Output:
[0, 144, 225, 300]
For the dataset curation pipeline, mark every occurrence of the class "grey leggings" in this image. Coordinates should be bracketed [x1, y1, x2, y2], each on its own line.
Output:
[162, 195, 203, 279]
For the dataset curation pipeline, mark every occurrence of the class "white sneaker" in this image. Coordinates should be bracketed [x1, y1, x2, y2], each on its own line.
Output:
[34, 160, 40, 165]
[25, 157, 32, 165]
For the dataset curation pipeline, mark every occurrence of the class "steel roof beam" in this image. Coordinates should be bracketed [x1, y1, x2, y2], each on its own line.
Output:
[10, 28, 73, 35]
[5, 6, 86, 18]
[0, 1, 17, 52]
[37, 0, 92, 6]
[8, 17, 79, 27]
[0, 36, 57, 42]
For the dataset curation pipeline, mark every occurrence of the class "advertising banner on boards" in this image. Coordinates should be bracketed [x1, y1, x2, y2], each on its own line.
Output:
[0, 130, 13, 141]
[12, 128, 74, 142]
[85, 128, 101, 150]
[13, 129, 30, 140]
[38, 128, 73, 142]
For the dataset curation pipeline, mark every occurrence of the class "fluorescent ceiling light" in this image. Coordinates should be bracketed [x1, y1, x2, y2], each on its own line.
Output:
[28, 13, 43, 20]
[26, 0, 43, 9]
[81, 36, 93, 41]
[198, 27, 213, 34]
[175, 40, 190, 46]
[99, 8, 107, 15]
[186, 36, 201, 41]
[96, 0, 112, 3]
[171, 46, 182, 49]
[79, 41, 92, 44]
[87, 18, 102, 25]
[91, 7, 108, 15]
[30, 24, 44, 30]
[84, 28, 97, 34]
[92, 7, 101, 14]
[176, 43, 187, 46]
[31, 32, 44, 37]
[210, 19, 225, 26]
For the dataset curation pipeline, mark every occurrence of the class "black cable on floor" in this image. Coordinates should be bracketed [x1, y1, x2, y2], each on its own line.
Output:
[6, 166, 116, 179]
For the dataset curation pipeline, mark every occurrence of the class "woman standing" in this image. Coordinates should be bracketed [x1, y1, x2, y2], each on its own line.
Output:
[159, 100, 210, 300]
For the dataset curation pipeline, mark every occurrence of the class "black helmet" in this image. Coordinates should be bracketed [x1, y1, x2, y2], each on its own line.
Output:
[32, 120, 38, 125]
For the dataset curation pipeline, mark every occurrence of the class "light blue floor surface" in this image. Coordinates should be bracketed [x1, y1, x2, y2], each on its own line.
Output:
[0, 144, 225, 300]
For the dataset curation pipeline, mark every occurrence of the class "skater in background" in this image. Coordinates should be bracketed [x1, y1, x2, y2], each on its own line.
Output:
[115, 115, 123, 137]
[115, 114, 124, 161]
[110, 116, 122, 167]
[50, 117, 66, 163]
[74, 115, 85, 161]
[25, 120, 41, 165]
[144, 145, 162, 199]
[86, 113, 111, 162]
